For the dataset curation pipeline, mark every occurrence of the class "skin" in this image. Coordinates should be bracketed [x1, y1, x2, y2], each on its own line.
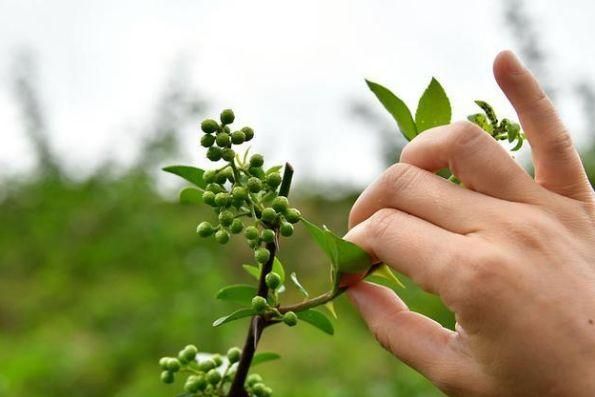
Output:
[345, 50, 595, 396]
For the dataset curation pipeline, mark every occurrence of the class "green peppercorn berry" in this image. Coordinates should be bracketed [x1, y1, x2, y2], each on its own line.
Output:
[215, 171, 227, 185]
[215, 229, 230, 244]
[182, 345, 198, 361]
[272, 196, 289, 213]
[201, 119, 219, 134]
[220, 109, 235, 125]
[201, 133, 216, 148]
[260, 208, 277, 224]
[207, 369, 222, 385]
[283, 311, 298, 326]
[280, 222, 294, 237]
[196, 221, 214, 237]
[244, 226, 259, 240]
[254, 247, 271, 264]
[230, 219, 244, 234]
[231, 130, 246, 145]
[241, 126, 254, 141]
[221, 148, 235, 162]
[159, 357, 170, 369]
[284, 208, 302, 224]
[203, 170, 216, 184]
[218, 210, 234, 227]
[227, 347, 241, 363]
[212, 354, 223, 367]
[265, 272, 281, 290]
[166, 358, 181, 372]
[199, 192, 214, 207]
[247, 177, 263, 193]
[207, 146, 222, 161]
[247, 374, 263, 386]
[249, 154, 264, 167]
[198, 358, 216, 372]
[185, 375, 207, 393]
[266, 172, 282, 189]
[216, 132, 231, 147]
[207, 183, 225, 193]
[232, 197, 244, 208]
[232, 186, 248, 201]
[214, 192, 231, 207]
[248, 167, 265, 179]
[248, 239, 259, 249]
[252, 383, 268, 397]
[251, 296, 268, 313]
[220, 167, 234, 181]
[260, 229, 275, 243]
[161, 370, 175, 384]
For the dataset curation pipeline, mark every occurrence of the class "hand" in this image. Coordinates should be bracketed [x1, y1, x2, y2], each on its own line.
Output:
[345, 50, 595, 397]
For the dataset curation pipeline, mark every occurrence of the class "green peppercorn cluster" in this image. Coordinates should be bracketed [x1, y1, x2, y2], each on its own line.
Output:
[468, 100, 525, 151]
[196, 110, 302, 262]
[159, 345, 272, 396]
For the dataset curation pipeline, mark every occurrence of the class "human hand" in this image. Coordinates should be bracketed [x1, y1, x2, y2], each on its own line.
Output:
[346, 51, 595, 396]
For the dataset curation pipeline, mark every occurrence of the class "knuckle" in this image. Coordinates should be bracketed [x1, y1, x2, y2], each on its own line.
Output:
[366, 208, 397, 242]
[451, 121, 488, 151]
[382, 162, 423, 193]
[457, 247, 508, 301]
[498, 207, 556, 250]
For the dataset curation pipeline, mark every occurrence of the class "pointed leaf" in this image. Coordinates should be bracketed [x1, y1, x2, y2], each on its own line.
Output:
[302, 219, 336, 263]
[163, 165, 206, 188]
[179, 187, 203, 204]
[296, 309, 334, 335]
[366, 79, 417, 141]
[252, 352, 281, 366]
[324, 301, 338, 319]
[216, 284, 257, 304]
[370, 264, 405, 288]
[242, 264, 261, 280]
[272, 257, 285, 284]
[415, 78, 451, 133]
[213, 308, 255, 327]
[290, 272, 309, 298]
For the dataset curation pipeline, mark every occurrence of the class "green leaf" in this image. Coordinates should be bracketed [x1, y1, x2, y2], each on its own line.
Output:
[252, 352, 281, 366]
[324, 301, 338, 319]
[216, 284, 257, 304]
[163, 165, 206, 188]
[213, 308, 255, 327]
[415, 78, 451, 133]
[370, 264, 405, 289]
[296, 309, 334, 335]
[179, 187, 203, 204]
[266, 165, 283, 174]
[272, 257, 285, 284]
[366, 79, 417, 141]
[289, 272, 309, 298]
[242, 264, 261, 280]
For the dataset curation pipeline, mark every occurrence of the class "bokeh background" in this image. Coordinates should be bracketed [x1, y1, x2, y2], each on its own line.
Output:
[1, 1, 594, 396]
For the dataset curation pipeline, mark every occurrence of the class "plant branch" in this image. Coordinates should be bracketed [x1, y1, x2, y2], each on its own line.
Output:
[279, 162, 293, 197]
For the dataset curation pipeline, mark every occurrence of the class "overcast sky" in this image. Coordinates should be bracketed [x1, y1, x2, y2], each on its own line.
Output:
[0, 0, 594, 187]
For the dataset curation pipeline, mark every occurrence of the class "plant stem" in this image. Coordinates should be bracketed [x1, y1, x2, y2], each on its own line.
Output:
[278, 287, 347, 314]
[278, 163, 293, 198]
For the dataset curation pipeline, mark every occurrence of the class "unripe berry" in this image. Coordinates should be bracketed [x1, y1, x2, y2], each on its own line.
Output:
[260, 208, 277, 224]
[251, 296, 268, 313]
[200, 191, 215, 207]
[280, 222, 294, 237]
[265, 272, 281, 290]
[252, 383, 269, 397]
[185, 375, 207, 393]
[266, 173, 282, 189]
[227, 347, 241, 363]
[206, 146, 222, 161]
[223, 125, 231, 133]
[248, 167, 265, 179]
[214, 192, 231, 207]
[249, 154, 264, 167]
[231, 130, 246, 144]
[284, 208, 301, 224]
[161, 370, 174, 384]
[271, 196, 289, 213]
[198, 358, 216, 372]
[201, 133, 216, 147]
[283, 311, 298, 326]
[261, 229, 275, 243]
[159, 357, 170, 370]
[166, 358, 181, 372]
[197, 221, 215, 237]
[242, 126, 254, 141]
[218, 210, 234, 227]
[247, 374, 263, 386]
[247, 177, 262, 193]
[207, 368, 222, 385]
[207, 183, 225, 193]
[216, 132, 231, 147]
[220, 109, 235, 125]
[232, 186, 248, 201]
[244, 226, 259, 240]
[215, 229, 230, 244]
[215, 171, 228, 185]
[230, 219, 244, 234]
[203, 170, 216, 184]
[221, 148, 235, 162]
[201, 119, 219, 134]
[182, 345, 198, 361]
[212, 354, 223, 367]
[220, 167, 234, 181]
[254, 247, 271, 264]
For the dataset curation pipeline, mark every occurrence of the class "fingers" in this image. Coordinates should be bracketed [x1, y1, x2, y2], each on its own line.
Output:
[345, 207, 467, 295]
[493, 50, 592, 201]
[348, 282, 462, 386]
[349, 162, 495, 234]
[400, 121, 542, 203]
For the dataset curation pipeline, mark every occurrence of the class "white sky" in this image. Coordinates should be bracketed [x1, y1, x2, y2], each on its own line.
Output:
[0, 0, 594, 187]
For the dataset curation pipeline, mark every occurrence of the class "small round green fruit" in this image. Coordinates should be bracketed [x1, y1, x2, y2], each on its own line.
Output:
[266, 173, 282, 189]
[201, 119, 219, 134]
[249, 154, 264, 167]
[272, 196, 289, 213]
[196, 221, 214, 237]
[260, 208, 277, 224]
[283, 311, 298, 326]
[284, 208, 302, 224]
[207, 369, 222, 385]
[206, 146, 222, 161]
[227, 347, 241, 363]
[220, 109, 235, 125]
[265, 272, 281, 290]
[251, 296, 268, 313]
[218, 210, 234, 227]
[241, 126, 254, 141]
[254, 247, 271, 264]
[161, 370, 175, 384]
[216, 132, 231, 147]
[244, 226, 259, 240]
[231, 130, 246, 144]
[279, 222, 294, 237]
[260, 229, 275, 243]
[247, 177, 262, 193]
[230, 219, 244, 234]
[215, 229, 230, 244]
[201, 133, 215, 147]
